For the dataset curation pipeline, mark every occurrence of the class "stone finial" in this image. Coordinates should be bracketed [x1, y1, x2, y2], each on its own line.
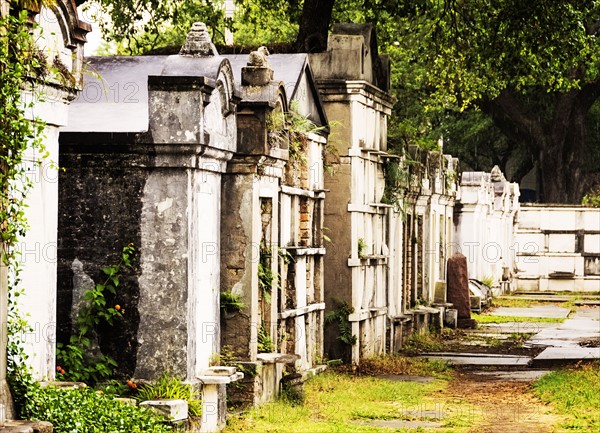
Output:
[242, 46, 274, 86]
[490, 165, 506, 182]
[248, 46, 270, 67]
[179, 22, 218, 57]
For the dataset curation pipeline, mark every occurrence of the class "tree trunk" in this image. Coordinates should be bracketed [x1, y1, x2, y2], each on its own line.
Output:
[538, 106, 588, 203]
[294, 0, 335, 53]
[481, 89, 596, 204]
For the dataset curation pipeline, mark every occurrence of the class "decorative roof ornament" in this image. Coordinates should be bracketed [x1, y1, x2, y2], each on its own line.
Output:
[179, 22, 219, 57]
[248, 46, 271, 68]
[242, 46, 274, 86]
[491, 165, 506, 182]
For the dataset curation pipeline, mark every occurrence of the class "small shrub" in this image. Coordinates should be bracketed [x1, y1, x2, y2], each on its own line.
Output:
[480, 275, 495, 288]
[257, 322, 275, 353]
[135, 372, 202, 418]
[325, 301, 356, 346]
[357, 238, 368, 258]
[582, 186, 600, 208]
[22, 385, 172, 433]
[402, 332, 445, 353]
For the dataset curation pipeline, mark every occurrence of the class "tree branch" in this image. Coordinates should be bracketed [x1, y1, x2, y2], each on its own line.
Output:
[577, 76, 600, 111]
[480, 89, 546, 151]
[550, 90, 578, 147]
[585, 18, 600, 36]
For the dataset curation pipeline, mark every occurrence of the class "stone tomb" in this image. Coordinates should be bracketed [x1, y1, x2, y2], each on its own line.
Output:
[310, 23, 395, 364]
[58, 24, 237, 381]
[219, 51, 328, 406]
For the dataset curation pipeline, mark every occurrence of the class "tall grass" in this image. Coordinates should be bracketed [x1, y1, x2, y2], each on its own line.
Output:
[533, 363, 600, 431]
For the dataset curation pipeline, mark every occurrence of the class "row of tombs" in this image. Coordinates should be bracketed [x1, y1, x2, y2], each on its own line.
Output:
[18, 20, 536, 428]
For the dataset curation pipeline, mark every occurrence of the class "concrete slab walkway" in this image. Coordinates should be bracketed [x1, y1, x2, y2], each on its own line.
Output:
[419, 353, 531, 367]
[419, 305, 599, 368]
[528, 307, 600, 366]
[532, 347, 600, 367]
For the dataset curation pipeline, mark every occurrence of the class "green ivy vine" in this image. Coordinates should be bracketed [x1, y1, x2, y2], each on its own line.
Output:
[56, 244, 135, 386]
[1, 7, 53, 411]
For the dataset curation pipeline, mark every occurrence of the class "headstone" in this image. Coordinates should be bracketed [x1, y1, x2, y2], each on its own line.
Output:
[446, 253, 476, 328]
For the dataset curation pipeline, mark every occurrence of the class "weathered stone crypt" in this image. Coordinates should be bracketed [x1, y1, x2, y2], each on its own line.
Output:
[58, 24, 238, 381]
[51, 18, 594, 433]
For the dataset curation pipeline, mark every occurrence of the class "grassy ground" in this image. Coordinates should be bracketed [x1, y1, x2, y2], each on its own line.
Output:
[471, 313, 565, 324]
[224, 358, 476, 433]
[533, 363, 600, 432]
[491, 297, 538, 308]
[223, 358, 600, 433]
[398, 328, 538, 356]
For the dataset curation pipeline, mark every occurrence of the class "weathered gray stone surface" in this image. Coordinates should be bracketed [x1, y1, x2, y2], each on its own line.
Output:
[59, 23, 238, 380]
[532, 347, 600, 367]
[419, 353, 531, 367]
[476, 322, 557, 334]
[470, 370, 551, 381]
[140, 399, 188, 421]
[179, 22, 218, 56]
[572, 308, 600, 319]
[526, 308, 599, 349]
[527, 329, 599, 347]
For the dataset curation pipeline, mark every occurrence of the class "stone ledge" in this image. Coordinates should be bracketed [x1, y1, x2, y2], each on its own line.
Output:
[199, 367, 236, 376]
[196, 372, 244, 385]
[302, 365, 327, 380]
[256, 353, 300, 364]
[278, 303, 325, 319]
[139, 399, 188, 422]
[0, 421, 52, 433]
[348, 307, 387, 322]
[39, 381, 86, 389]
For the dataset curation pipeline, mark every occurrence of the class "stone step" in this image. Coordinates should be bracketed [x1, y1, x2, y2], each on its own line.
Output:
[531, 347, 600, 368]
[418, 353, 531, 367]
[469, 370, 551, 382]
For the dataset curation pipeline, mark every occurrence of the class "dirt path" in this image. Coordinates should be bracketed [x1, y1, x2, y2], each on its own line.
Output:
[443, 371, 562, 433]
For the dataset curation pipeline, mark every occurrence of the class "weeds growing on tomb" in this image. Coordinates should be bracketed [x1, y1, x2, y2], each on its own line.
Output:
[325, 300, 356, 346]
[56, 244, 135, 386]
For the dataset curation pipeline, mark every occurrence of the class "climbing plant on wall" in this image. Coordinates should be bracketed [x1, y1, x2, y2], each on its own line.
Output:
[1, 6, 51, 410]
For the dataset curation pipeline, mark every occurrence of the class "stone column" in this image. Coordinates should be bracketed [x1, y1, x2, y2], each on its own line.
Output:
[310, 24, 395, 363]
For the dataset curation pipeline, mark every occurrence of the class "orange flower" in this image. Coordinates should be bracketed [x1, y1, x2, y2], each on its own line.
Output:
[127, 380, 136, 389]
[115, 305, 121, 311]
[56, 366, 62, 372]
